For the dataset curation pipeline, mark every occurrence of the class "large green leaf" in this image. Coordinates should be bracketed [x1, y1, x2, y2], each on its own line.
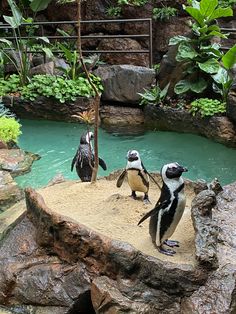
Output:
[212, 67, 228, 84]
[176, 42, 198, 61]
[185, 7, 204, 27]
[209, 7, 233, 21]
[200, 0, 217, 18]
[0, 38, 12, 46]
[198, 58, 220, 74]
[169, 35, 190, 46]
[222, 44, 236, 70]
[174, 80, 191, 94]
[190, 78, 208, 93]
[4, 0, 22, 28]
[30, 0, 53, 12]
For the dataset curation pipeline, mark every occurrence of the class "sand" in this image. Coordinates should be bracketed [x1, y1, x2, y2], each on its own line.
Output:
[38, 177, 196, 266]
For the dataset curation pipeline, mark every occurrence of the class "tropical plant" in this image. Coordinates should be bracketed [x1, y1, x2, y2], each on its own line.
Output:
[212, 44, 236, 102]
[189, 98, 226, 117]
[169, 0, 233, 96]
[0, 74, 21, 96]
[218, 0, 236, 8]
[106, 6, 122, 17]
[0, 116, 21, 143]
[138, 84, 169, 106]
[117, 0, 148, 6]
[0, 101, 15, 118]
[153, 6, 178, 21]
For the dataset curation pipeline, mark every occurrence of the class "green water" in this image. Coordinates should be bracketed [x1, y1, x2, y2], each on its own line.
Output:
[15, 119, 236, 188]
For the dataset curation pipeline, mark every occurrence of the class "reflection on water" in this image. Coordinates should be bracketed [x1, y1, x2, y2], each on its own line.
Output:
[15, 119, 236, 188]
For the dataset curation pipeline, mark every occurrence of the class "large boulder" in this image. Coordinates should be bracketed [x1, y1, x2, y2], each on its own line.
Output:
[95, 65, 155, 103]
[227, 90, 236, 124]
[0, 171, 23, 212]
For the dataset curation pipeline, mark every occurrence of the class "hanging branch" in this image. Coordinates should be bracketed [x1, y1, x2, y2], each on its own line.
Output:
[76, 0, 100, 183]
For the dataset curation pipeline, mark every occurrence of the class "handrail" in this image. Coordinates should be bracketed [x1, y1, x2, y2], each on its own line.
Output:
[0, 18, 153, 67]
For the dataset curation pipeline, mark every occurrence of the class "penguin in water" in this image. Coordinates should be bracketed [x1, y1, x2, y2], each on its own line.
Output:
[71, 131, 107, 182]
[138, 162, 188, 256]
[116, 150, 150, 203]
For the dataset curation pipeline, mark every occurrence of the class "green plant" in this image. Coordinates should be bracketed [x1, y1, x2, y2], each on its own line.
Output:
[20, 74, 103, 103]
[0, 74, 21, 96]
[169, 0, 233, 96]
[189, 98, 226, 117]
[0, 101, 15, 118]
[0, 116, 21, 143]
[117, 0, 148, 6]
[106, 6, 122, 17]
[218, 0, 236, 8]
[153, 7, 178, 21]
[138, 84, 169, 106]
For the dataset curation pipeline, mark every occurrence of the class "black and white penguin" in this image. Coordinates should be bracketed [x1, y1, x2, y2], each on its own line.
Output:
[116, 150, 150, 203]
[71, 131, 107, 182]
[138, 162, 188, 256]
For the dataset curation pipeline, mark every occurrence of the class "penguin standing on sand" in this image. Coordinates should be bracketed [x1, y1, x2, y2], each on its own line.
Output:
[116, 150, 150, 203]
[71, 131, 107, 182]
[138, 162, 188, 256]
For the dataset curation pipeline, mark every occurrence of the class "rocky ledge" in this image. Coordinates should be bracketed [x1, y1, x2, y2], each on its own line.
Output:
[0, 175, 236, 313]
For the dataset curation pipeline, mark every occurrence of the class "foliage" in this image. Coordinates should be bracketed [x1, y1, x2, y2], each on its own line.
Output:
[0, 74, 21, 96]
[117, 0, 148, 6]
[212, 44, 236, 102]
[153, 6, 178, 21]
[218, 0, 236, 8]
[106, 6, 122, 17]
[0, 116, 21, 143]
[0, 101, 15, 118]
[20, 74, 103, 103]
[189, 98, 226, 117]
[138, 84, 169, 106]
[169, 0, 233, 97]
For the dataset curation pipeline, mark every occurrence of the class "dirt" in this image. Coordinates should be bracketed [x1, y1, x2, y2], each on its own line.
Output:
[38, 176, 196, 266]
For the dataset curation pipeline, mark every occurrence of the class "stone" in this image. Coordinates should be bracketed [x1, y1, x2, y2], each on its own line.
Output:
[30, 58, 70, 76]
[0, 148, 40, 177]
[100, 105, 144, 126]
[95, 65, 155, 103]
[0, 170, 23, 212]
[97, 38, 149, 67]
[191, 190, 218, 269]
[3, 96, 95, 122]
[144, 105, 236, 147]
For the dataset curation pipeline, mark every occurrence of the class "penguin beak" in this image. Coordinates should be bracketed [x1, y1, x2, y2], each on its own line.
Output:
[182, 167, 188, 172]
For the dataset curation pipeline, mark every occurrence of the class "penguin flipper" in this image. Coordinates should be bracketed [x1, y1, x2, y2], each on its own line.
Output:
[71, 154, 77, 172]
[141, 161, 161, 191]
[138, 170, 149, 189]
[99, 157, 107, 171]
[138, 208, 156, 225]
[116, 170, 127, 188]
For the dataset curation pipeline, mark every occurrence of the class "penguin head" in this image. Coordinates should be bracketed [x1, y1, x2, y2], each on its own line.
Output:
[80, 131, 94, 144]
[126, 150, 142, 170]
[161, 162, 188, 180]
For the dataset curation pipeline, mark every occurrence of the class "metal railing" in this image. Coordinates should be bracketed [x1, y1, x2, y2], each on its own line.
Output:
[220, 27, 236, 51]
[0, 18, 153, 67]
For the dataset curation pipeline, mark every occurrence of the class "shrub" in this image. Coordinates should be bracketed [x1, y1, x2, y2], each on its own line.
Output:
[0, 116, 22, 143]
[138, 84, 169, 106]
[153, 7, 178, 21]
[0, 74, 21, 96]
[106, 6, 122, 17]
[189, 98, 226, 117]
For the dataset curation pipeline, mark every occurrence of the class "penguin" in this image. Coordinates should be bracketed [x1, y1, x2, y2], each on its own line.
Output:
[116, 150, 150, 203]
[71, 131, 107, 182]
[138, 162, 188, 256]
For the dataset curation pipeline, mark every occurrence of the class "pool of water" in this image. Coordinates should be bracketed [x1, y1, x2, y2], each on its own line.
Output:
[15, 119, 236, 188]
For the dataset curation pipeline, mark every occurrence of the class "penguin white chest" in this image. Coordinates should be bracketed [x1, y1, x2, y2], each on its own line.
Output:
[163, 190, 186, 241]
[127, 170, 148, 193]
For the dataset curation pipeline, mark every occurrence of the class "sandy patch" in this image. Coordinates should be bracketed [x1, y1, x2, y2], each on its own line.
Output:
[39, 177, 196, 266]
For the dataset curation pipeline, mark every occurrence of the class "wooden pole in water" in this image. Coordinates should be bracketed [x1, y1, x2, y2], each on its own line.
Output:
[76, 0, 100, 183]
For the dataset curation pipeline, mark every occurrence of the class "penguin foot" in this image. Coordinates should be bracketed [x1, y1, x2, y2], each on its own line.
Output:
[164, 240, 180, 248]
[131, 191, 137, 200]
[158, 246, 176, 256]
[143, 193, 151, 204]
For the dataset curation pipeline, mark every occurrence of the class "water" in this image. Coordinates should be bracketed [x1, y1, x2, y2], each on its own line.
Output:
[15, 119, 236, 188]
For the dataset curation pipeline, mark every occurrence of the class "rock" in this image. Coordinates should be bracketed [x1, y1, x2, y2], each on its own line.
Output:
[30, 58, 69, 76]
[95, 65, 155, 104]
[47, 173, 66, 186]
[100, 105, 144, 126]
[0, 215, 92, 312]
[3, 96, 95, 122]
[0, 148, 40, 177]
[192, 179, 208, 195]
[191, 190, 219, 269]
[0, 141, 8, 149]
[97, 38, 149, 67]
[0, 170, 23, 212]
[208, 178, 223, 195]
[181, 181, 236, 313]
[144, 105, 236, 147]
